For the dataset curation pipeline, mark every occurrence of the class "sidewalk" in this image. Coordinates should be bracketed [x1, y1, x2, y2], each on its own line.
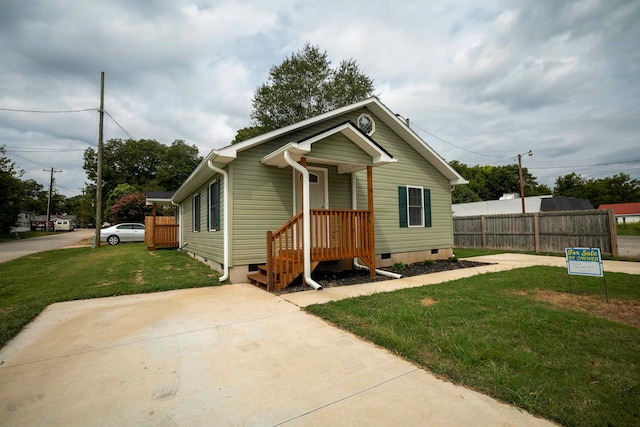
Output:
[284, 253, 640, 307]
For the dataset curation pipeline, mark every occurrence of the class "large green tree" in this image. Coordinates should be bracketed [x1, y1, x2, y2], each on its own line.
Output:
[554, 172, 640, 207]
[235, 43, 374, 143]
[83, 138, 202, 205]
[450, 161, 550, 203]
[0, 147, 25, 233]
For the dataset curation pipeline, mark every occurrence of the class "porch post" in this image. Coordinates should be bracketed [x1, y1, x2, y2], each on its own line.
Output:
[367, 166, 376, 277]
[300, 157, 307, 212]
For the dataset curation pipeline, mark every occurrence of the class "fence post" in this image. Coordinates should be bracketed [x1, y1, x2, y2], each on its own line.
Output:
[481, 216, 487, 249]
[608, 209, 619, 257]
[533, 212, 541, 253]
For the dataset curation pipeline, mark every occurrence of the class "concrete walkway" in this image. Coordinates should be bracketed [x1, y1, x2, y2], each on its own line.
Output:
[3, 254, 636, 426]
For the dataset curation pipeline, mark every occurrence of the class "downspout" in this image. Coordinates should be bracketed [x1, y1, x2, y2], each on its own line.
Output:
[283, 151, 323, 290]
[171, 200, 183, 249]
[351, 172, 403, 279]
[207, 160, 229, 283]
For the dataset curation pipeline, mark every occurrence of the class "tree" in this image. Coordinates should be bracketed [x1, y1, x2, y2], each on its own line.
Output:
[553, 172, 640, 207]
[449, 161, 548, 202]
[105, 183, 139, 218]
[21, 179, 49, 214]
[0, 147, 24, 233]
[237, 43, 375, 142]
[83, 138, 201, 207]
[109, 193, 149, 224]
[553, 173, 587, 199]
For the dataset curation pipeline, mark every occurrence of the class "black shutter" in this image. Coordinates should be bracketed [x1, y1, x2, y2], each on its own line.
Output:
[398, 186, 408, 228]
[424, 188, 432, 228]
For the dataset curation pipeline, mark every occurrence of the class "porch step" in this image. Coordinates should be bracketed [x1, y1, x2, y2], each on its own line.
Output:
[247, 272, 269, 287]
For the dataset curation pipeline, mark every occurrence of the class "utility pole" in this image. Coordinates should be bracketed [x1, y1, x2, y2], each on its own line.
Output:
[518, 150, 533, 214]
[43, 168, 62, 231]
[94, 71, 104, 247]
[79, 188, 86, 228]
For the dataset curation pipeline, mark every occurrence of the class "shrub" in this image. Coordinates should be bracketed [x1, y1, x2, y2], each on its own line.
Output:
[391, 262, 406, 272]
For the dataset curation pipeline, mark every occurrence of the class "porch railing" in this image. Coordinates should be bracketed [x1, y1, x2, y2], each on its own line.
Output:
[266, 209, 373, 290]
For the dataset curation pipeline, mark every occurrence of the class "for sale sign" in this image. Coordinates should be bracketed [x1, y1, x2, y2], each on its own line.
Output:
[565, 248, 603, 277]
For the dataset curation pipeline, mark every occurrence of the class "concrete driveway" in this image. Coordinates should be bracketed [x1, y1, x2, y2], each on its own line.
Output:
[0, 282, 554, 426]
[0, 229, 95, 263]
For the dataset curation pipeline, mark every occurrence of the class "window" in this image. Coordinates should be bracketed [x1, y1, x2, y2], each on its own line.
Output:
[408, 187, 423, 227]
[192, 193, 201, 232]
[357, 113, 375, 135]
[398, 186, 431, 228]
[209, 180, 220, 231]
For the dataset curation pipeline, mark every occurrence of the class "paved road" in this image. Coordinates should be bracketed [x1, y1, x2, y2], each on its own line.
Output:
[0, 229, 95, 264]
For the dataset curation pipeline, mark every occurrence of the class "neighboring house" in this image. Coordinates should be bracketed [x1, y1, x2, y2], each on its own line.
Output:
[11, 212, 36, 233]
[171, 97, 467, 290]
[598, 202, 640, 223]
[453, 195, 593, 217]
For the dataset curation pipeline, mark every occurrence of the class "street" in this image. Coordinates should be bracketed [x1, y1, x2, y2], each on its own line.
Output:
[0, 229, 95, 264]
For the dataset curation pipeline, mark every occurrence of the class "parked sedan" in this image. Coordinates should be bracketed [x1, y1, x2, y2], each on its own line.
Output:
[100, 223, 145, 245]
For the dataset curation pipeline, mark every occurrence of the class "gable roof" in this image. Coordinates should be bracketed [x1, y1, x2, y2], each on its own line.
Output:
[598, 202, 640, 215]
[261, 120, 395, 174]
[173, 97, 467, 203]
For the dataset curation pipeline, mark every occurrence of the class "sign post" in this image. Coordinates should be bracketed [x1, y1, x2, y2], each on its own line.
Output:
[565, 247, 607, 302]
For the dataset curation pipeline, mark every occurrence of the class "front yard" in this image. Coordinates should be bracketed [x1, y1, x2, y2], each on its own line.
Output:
[0, 243, 219, 348]
[306, 266, 640, 427]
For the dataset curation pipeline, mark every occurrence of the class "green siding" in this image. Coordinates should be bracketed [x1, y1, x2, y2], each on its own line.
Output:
[308, 134, 372, 165]
[181, 177, 225, 264]
[180, 106, 454, 267]
[354, 113, 454, 254]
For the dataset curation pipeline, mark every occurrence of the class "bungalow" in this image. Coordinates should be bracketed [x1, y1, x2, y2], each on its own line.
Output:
[171, 97, 467, 290]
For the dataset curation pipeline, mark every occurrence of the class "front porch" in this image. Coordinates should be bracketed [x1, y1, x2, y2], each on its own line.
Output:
[248, 162, 378, 291]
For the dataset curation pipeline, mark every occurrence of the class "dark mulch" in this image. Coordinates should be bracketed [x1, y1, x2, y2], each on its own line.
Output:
[277, 259, 492, 294]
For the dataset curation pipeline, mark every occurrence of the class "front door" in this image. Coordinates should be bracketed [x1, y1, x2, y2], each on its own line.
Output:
[294, 167, 328, 211]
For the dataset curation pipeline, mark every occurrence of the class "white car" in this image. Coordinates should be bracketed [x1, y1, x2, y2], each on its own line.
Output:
[100, 223, 145, 245]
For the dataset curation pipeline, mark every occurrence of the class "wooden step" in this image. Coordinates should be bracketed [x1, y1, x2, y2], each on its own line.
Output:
[247, 272, 268, 287]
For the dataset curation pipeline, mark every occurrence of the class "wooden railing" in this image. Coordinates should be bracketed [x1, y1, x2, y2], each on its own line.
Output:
[266, 209, 373, 290]
[267, 211, 304, 291]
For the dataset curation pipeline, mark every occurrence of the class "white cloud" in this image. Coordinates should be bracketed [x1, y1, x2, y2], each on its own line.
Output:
[0, 0, 638, 196]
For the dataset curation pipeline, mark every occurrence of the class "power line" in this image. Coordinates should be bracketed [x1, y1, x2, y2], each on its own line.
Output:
[408, 121, 506, 159]
[104, 110, 136, 140]
[0, 107, 97, 113]
[530, 159, 640, 170]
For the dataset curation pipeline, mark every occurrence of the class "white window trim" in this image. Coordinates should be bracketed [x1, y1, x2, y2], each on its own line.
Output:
[357, 113, 375, 136]
[208, 179, 219, 232]
[407, 185, 424, 228]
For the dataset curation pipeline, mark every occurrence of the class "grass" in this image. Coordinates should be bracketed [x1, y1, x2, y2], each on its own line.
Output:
[306, 266, 640, 427]
[0, 243, 219, 349]
[617, 222, 640, 236]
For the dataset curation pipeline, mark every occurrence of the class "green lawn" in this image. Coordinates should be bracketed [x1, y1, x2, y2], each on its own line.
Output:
[306, 266, 640, 427]
[0, 243, 219, 349]
[617, 222, 640, 236]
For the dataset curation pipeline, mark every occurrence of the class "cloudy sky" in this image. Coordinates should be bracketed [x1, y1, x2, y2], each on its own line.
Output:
[1, 0, 639, 198]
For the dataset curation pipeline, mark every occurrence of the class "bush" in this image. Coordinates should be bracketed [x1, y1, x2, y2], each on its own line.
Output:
[448, 255, 459, 264]
[423, 259, 435, 266]
[391, 262, 406, 272]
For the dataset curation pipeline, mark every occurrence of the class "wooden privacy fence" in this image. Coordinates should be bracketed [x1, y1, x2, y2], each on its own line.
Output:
[454, 210, 618, 256]
[145, 216, 179, 249]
